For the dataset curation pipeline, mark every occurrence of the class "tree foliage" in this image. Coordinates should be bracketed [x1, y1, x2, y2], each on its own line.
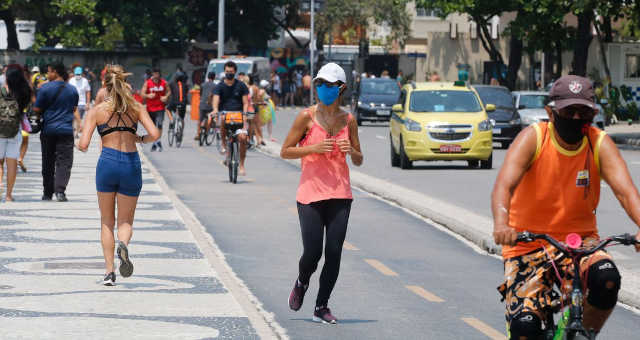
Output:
[1, 0, 296, 53]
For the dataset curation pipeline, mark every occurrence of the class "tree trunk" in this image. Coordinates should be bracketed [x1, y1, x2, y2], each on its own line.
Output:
[505, 34, 523, 91]
[555, 41, 563, 79]
[0, 9, 20, 50]
[594, 19, 612, 84]
[571, 10, 594, 76]
[602, 16, 613, 43]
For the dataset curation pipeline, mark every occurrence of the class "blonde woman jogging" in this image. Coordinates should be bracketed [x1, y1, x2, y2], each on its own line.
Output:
[281, 63, 363, 324]
[78, 65, 160, 286]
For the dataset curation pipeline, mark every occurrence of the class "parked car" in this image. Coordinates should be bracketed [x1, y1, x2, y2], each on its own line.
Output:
[473, 85, 521, 148]
[512, 91, 549, 127]
[352, 78, 401, 125]
[389, 81, 494, 169]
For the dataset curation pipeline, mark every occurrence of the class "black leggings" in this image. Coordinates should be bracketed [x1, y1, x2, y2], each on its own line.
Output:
[297, 199, 352, 307]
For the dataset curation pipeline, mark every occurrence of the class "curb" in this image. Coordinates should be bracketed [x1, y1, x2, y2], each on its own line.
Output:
[256, 142, 640, 311]
[610, 133, 640, 147]
[138, 146, 288, 340]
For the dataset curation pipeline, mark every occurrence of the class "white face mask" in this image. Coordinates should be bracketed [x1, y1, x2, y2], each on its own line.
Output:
[75, 75, 82, 80]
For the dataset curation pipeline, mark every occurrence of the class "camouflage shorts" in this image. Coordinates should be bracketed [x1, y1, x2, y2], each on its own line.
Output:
[497, 237, 611, 323]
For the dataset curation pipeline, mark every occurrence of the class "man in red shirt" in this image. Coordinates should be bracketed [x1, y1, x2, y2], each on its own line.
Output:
[141, 68, 171, 151]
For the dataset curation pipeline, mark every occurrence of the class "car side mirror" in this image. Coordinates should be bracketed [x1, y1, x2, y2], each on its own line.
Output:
[518, 104, 526, 110]
[486, 104, 496, 112]
[392, 104, 403, 113]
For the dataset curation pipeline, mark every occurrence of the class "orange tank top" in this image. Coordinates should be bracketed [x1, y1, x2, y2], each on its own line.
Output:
[296, 108, 353, 204]
[502, 122, 606, 259]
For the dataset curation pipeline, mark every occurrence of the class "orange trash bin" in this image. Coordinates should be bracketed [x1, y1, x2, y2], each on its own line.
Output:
[190, 89, 200, 121]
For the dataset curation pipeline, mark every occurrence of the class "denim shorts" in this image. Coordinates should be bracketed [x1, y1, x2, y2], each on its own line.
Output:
[96, 147, 142, 196]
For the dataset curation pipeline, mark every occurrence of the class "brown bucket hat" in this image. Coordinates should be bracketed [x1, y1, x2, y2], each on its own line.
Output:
[548, 75, 595, 110]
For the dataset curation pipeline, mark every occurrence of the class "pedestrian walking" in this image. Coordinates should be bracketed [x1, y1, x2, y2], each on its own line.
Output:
[0, 66, 32, 201]
[77, 64, 160, 286]
[196, 72, 216, 140]
[280, 63, 363, 324]
[141, 68, 170, 152]
[69, 66, 92, 138]
[33, 62, 80, 202]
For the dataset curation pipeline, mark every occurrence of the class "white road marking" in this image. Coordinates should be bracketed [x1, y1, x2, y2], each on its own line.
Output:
[376, 135, 387, 140]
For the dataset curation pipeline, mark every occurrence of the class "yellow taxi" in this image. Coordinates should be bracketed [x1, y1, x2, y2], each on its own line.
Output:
[390, 81, 494, 169]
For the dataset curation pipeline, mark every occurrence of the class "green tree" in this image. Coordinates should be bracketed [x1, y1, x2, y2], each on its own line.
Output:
[314, 0, 412, 53]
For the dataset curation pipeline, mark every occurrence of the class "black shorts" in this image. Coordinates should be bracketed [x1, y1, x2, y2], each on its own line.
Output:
[149, 110, 164, 128]
[199, 107, 211, 124]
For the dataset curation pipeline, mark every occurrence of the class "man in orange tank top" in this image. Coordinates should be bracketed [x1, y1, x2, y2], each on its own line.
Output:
[491, 75, 640, 339]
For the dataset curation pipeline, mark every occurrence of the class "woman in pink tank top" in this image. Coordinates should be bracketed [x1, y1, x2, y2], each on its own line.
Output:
[280, 63, 363, 324]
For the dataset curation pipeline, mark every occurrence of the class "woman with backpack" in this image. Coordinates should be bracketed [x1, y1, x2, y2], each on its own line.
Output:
[0, 66, 32, 202]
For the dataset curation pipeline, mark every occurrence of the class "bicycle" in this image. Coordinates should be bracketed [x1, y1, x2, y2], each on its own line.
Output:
[199, 115, 219, 147]
[167, 106, 185, 148]
[515, 231, 639, 340]
[221, 111, 245, 184]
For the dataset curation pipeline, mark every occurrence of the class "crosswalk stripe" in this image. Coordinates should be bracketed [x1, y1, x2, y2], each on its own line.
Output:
[343, 241, 359, 250]
[461, 317, 507, 340]
[405, 285, 444, 303]
[364, 259, 398, 276]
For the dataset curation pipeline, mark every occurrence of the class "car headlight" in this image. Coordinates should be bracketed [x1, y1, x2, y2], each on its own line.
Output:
[521, 115, 538, 125]
[478, 119, 493, 131]
[357, 101, 362, 106]
[404, 118, 422, 132]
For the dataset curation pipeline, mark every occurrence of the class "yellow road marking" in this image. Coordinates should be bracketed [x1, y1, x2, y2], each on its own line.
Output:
[364, 259, 398, 276]
[405, 285, 444, 303]
[343, 241, 359, 250]
[461, 317, 507, 340]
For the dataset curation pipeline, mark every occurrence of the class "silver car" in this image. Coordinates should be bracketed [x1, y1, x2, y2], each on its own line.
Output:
[512, 91, 549, 126]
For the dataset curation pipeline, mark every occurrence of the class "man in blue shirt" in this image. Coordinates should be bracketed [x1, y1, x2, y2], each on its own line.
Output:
[34, 62, 80, 202]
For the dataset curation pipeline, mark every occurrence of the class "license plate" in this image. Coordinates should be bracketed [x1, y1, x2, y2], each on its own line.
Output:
[376, 110, 391, 116]
[493, 128, 502, 134]
[439, 144, 462, 153]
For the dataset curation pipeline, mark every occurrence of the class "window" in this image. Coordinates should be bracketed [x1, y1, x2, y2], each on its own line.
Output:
[626, 55, 640, 79]
[519, 95, 548, 109]
[416, 8, 441, 17]
[410, 91, 482, 113]
[361, 80, 400, 95]
[474, 87, 514, 108]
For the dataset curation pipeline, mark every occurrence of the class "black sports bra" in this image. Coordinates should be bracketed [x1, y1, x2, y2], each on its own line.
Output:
[97, 110, 138, 137]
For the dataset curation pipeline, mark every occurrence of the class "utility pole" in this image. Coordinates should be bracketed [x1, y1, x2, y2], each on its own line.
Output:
[310, 0, 315, 105]
[218, 0, 225, 58]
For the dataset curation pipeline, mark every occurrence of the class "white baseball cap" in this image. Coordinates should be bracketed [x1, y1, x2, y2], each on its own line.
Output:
[313, 62, 346, 84]
[31, 66, 40, 73]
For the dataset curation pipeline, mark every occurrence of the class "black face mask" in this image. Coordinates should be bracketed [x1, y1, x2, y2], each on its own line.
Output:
[225, 72, 235, 80]
[553, 111, 590, 144]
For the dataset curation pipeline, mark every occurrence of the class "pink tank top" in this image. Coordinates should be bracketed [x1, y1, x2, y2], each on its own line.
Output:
[296, 109, 353, 204]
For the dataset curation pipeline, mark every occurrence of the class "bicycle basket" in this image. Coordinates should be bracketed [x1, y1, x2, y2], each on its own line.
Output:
[225, 112, 243, 124]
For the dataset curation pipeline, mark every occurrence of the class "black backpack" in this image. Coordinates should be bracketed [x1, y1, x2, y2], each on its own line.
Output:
[0, 87, 21, 138]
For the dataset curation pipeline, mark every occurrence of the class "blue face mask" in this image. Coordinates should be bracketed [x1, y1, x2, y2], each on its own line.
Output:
[316, 84, 340, 106]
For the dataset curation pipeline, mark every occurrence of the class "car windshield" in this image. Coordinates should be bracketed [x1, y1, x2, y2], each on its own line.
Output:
[519, 95, 547, 109]
[410, 90, 482, 113]
[360, 80, 400, 95]
[475, 87, 514, 108]
[208, 62, 252, 76]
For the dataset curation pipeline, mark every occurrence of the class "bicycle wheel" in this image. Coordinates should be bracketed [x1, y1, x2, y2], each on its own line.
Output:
[215, 130, 224, 154]
[205, 127, 215, 145]
[227, 140, 234, 183]
[199, 126, 205, 146]
[176, 118, 184, 148]
[232, 140, 239, 184]
[167, 123, 175, 147]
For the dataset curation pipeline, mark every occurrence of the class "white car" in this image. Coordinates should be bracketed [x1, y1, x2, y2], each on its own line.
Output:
[512, 91, 549, 126]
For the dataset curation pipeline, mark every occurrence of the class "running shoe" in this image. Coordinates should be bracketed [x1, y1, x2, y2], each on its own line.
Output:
[288, 280, 308, 311]
[117, 241, 134, 278]
[313, 306, 337, 324]
[157, 142, 163, 152]
[151, 144, 157, 152]
[103, 272, 116, 286]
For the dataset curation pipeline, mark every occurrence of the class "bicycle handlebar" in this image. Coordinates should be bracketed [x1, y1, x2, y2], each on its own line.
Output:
[516, 231, 639, 257]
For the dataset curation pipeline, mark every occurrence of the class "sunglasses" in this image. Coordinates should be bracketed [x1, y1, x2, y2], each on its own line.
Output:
[316, 79, 342, 88]
[554, 106, 596, 119]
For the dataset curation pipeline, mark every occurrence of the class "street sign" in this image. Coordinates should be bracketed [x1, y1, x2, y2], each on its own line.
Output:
[300, 0, 324, 11]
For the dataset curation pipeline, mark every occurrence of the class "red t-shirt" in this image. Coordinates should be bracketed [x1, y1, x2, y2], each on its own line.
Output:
[145, 78, 167, 112]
